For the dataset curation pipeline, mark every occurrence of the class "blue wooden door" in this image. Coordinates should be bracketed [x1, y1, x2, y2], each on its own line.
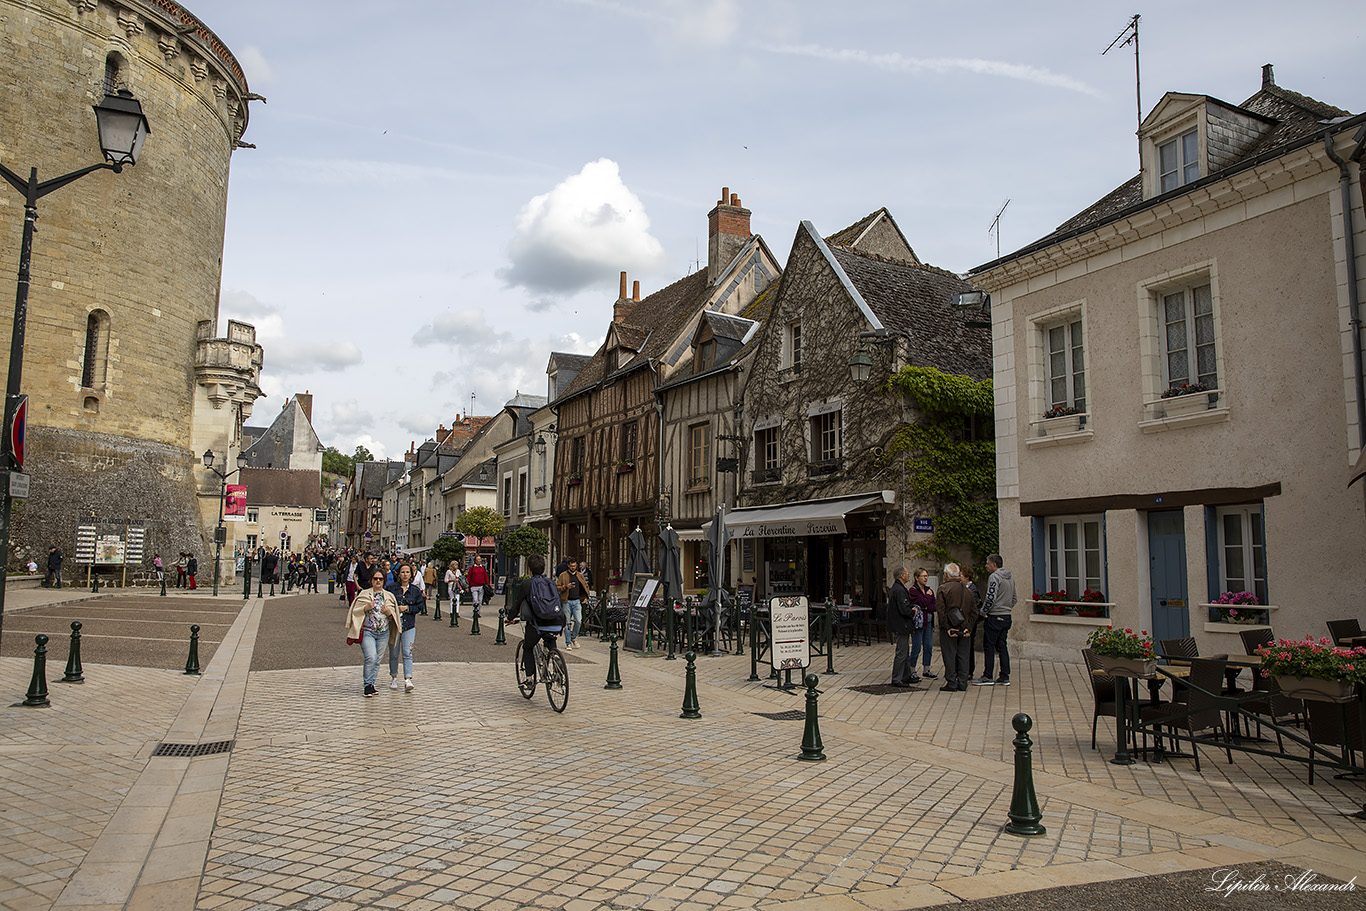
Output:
[1148, 510, 1189, 643]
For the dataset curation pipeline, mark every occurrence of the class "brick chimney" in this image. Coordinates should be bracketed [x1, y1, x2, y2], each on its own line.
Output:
[708, 186, 752, 285]
[295, 390, 313, 423]
[614, 270, 638, 324]
[1262, 63, 1275, 89]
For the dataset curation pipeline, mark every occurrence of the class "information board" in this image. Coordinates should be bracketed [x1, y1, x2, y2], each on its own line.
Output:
[769, 595, 811, 671]
[737, 584, 754, 613]
[624, 603, 648, 652]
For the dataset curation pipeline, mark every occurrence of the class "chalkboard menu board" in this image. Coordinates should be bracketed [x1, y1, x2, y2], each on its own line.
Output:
[737, 584, 754, 613]
[624, 603, 648, 651]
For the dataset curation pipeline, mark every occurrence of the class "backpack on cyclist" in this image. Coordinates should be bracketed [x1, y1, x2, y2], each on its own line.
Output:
[527, 575, 564, 626]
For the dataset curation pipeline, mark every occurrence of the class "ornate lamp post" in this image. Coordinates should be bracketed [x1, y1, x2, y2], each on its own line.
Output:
[203, 449, 248, 597]
[0, 90, 151, 641]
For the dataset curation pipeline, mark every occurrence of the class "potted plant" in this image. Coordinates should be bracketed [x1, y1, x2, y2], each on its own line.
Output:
[1086, 626, 1157, 676]
[616, 459, 635, 474]
[1039, 404, 1083, 436]
[567, 472, 583, 487]
[1256, 636, 1366, 702]
[1033, 590, 1069, 616]
[1077, 588, 1107, 618]
[1161, 381, 1212, 418]
[1213, 591, 1266, 624]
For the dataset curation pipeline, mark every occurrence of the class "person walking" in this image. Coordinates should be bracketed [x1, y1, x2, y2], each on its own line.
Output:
[467, 555, 489, 618]
[344, 553, 361, 604]
[907, 567, 937, 681]
[445, 561, 463, 621]
[555, 557, 589, 650]
[935, 562, 975, 691]
[186, 553, 198, 590]
[346, 568, 401, 697]
[44, 545, 64, 588]
[422, 560, 437, 604]
[887, 566, 919, 687]
[306, 558, 319, 593]
[973, 554, 1017, 687]
[175, 552, 187, 588]
[386, 563, 426, 692]
[153, 554, 164, 583]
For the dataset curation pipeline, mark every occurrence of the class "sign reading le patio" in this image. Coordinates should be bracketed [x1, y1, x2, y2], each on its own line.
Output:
[769, 596, 810, 671]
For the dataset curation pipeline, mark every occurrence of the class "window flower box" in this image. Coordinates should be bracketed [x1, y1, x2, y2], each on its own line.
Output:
[567, 474, 583, 487]
[616, 462, 635, 474]
[1030, 597, 1113, 619]
[1161, 384, 1213, 418]
[1039, 413, 1083, 436]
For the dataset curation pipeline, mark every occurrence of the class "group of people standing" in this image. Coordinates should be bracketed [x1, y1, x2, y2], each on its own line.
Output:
[888, 554, 1016, 691]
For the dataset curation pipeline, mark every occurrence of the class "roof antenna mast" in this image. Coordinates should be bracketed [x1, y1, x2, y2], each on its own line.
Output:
[1102, 14, 1142, 162]
[989, 199, 1010, 259]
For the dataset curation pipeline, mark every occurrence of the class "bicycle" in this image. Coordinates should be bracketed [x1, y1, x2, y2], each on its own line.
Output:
[515, 627, 569, 712]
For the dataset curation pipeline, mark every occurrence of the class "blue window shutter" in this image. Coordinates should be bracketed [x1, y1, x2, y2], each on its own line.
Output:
[1204, 506, 1220, 617]
[1031, 516, 1045, 596]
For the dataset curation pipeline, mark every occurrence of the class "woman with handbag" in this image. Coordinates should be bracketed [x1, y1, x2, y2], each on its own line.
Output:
[386, 563, 426, 692]
[345, 568, 401, 697]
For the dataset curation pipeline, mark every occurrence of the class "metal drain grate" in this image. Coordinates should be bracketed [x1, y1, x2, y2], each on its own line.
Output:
[752, 710, 806, 720]
[151, 740, 235, 758]
[847, 684, 920, 695]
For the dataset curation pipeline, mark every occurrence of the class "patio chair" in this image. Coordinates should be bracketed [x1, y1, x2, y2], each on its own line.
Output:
[1082, 648, 1120, 751]
[1159, 637, 1198, 660]
[1306, 696, 1363, 784]
[1238, 626, 1302, 736]
[1140, 657, 1234, 772]
[1239, 627, 1274, 655]
[1326, 618, 1364, 647]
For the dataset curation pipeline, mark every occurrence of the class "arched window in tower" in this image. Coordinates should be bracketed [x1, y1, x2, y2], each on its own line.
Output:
[82, 309, 111, 390]
[103, 53, 122, 95]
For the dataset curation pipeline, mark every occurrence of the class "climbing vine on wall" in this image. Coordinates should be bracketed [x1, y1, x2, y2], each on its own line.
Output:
[877, 366, 997, 564]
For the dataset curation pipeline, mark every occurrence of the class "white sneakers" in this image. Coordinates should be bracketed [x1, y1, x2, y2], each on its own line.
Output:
[404, 678, 414, 693]
[390, 677, 399, 690]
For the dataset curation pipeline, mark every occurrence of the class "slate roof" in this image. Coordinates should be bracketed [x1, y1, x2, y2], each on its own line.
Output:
[358, 460, 406, 500]
[455, 457, 498, 488]
[703, 311, 754, 342]
[241, 467, 322, 509]
[830, 247, 993, 382]
[1007, 80, 1358, 262]
[825, 207, 918, 262]
[242, 398, 321, 470]
[503, 393, 548, 437]
[555, 269, 712, 404]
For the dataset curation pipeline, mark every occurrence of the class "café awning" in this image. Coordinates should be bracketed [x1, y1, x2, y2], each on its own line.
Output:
[703, 491, 894, 539]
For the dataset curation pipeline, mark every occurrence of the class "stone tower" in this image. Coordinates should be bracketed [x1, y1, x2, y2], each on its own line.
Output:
[0, 0, 264, 576]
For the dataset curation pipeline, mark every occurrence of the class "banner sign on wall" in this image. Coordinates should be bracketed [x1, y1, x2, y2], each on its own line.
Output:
[224, 484, 247, 521]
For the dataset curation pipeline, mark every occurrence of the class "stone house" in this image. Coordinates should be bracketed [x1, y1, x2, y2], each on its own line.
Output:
[491, 394, 549, 577]
[969, 66, 1366, 659]
[732, 208, 991, 606]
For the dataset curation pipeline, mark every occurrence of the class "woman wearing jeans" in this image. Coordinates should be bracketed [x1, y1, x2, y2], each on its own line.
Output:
[386, 563, 426, 692]
[907, 568, 937, 681]
[346, 569, 401, 697]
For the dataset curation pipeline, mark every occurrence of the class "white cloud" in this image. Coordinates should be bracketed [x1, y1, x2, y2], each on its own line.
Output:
[500, 159, 666, 296]
[329, 399, 377, 439]
[660, 0, 739, 47]
[220, 289, 362, 375]
[760, 44, 1103, 98]
[237, 46, 274, 86]
[397, 412, 442, 437]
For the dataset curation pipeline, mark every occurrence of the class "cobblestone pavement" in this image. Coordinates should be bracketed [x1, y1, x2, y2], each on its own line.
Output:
[0, 591, 1362, 911]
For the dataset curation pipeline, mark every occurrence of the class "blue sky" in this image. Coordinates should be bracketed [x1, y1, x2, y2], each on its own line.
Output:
[191, 0, 1363, 457]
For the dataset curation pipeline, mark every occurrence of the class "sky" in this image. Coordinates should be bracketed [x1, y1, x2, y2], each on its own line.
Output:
[192, 0, 1364, 459]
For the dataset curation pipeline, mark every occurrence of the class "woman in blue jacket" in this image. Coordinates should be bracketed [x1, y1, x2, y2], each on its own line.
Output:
[386, 562, 426, 692]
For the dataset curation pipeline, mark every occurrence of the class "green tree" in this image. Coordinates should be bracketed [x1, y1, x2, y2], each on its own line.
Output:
[352, 444, 375, 463]
[322, 446, 353, 478]
[453, 506, 505, 556]
[502, 526, 550, 561]
[429, 535, 465, 566]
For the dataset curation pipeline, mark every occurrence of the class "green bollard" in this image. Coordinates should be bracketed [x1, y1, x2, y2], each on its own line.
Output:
[680, 650, 701, 719]
[643, 602, 654, 656]
[450, 604, 459, 627]
[184, 625, 202, 676]
[60, 622, 84, 684]
[797, 673, 827, 761]
[257, 573, 263, 598]
[666, 602, 676, 660]
[748, 605, 761, 682]
[470, 608, 481, 636]
[825, 603, 838, 675]
[1004, 713, 1047, 836]
[605, 636, 623, 690]
[328, 578, 335, 594]
[160, 573, 167, 597]
[433, 593, 443, 622]
[269, 578, 275, 597]
[495, 608, 506, 645]
[243, 561, 252, 600]
[23, 635, 51, 707]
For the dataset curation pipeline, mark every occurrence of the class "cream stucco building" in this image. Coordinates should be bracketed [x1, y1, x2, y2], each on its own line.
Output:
[970, 67, 1366, 660]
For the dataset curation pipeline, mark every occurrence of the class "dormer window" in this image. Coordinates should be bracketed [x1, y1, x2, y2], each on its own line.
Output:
[697, 338, 715, 371]
[1159, 129, 1199, 193]
[606, 348, 618, 372]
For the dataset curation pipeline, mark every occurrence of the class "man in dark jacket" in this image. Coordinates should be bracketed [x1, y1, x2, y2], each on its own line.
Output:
[887, 567, 919, 687]
[44, 545, 63, 588]
[935, 562, 977, 691]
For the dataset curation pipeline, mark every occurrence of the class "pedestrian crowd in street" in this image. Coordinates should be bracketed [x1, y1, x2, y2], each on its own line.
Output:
[888, 554, 1017, 691]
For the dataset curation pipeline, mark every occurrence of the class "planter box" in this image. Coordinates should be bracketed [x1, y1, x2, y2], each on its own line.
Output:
[1096, 656, 1158, 677]
[1162, 393, 1209, 419]
[616, 465, 634, 474]
[1274, 675, 1358, 703]
[567, 477, 582, 487]
[1038, 413, 1082, 436]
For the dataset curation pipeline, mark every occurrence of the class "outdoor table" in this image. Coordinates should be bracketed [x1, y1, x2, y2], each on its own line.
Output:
[1094, 665, 1191, 764]
[834, 605, 871, 646]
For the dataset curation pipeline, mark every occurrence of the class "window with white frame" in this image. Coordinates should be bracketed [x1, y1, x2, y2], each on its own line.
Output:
[1216, 505, 1267, 604]
[783, 321, 803, 371]
[756, 425, 779, 472]
[1159, 129, 1200, 193]
[1044, 515, 1105, 599]
[246, 508, 258, 524]
[811, 410, 842, 463]
[502, 475, 512, 518]
[688, 422, 711, 489]
[517, 468, 528, 515]
[1162, 282, 1217, 390]
[1045, 319, 1086, 413]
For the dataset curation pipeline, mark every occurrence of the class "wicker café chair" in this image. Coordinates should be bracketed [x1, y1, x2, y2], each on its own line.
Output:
[1141, 657, 1234, 771]
[1082, 648, 1120, 751]
[1326, 618, 1365, 647]
[1239, 626, 1301, 736]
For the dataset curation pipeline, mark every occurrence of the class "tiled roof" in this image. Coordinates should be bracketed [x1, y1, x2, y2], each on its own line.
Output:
[241, 467, 322, 509]
[556, 269, 712, 404]
[456, 457, 498, 488]
[1036, 81, 1355, 251]
[825, 209, 885, 247]
[358, 460, 405, 499]
[830, 247, 993, 381]
[703, 311, 753, 342]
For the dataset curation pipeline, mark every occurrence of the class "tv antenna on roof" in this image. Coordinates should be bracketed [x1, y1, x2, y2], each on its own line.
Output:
[988, 199, 1010, 259]
[1103, 14, 1143, 147]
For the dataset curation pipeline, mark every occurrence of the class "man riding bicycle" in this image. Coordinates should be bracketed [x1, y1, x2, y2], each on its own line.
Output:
[509, 554, 563, 679]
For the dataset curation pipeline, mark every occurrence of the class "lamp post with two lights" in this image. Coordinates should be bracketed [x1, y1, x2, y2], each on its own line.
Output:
[202, 449, 248, 597]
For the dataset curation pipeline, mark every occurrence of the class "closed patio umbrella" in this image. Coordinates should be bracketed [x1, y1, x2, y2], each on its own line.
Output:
[626, 525, 651, 601]
[658, 525, 683, 603]
[704, 507, 731, 655]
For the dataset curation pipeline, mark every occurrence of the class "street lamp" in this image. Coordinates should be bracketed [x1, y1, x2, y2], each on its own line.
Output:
[952, 289, 993, 329]
[847, 328, 909, 384]
[203, 449, 248, 597]
[0, 89, 151, 641]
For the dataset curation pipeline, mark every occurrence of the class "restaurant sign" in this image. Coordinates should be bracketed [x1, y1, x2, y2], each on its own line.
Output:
[769, 595, 811, 672]
[736, 518, 845, 539]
